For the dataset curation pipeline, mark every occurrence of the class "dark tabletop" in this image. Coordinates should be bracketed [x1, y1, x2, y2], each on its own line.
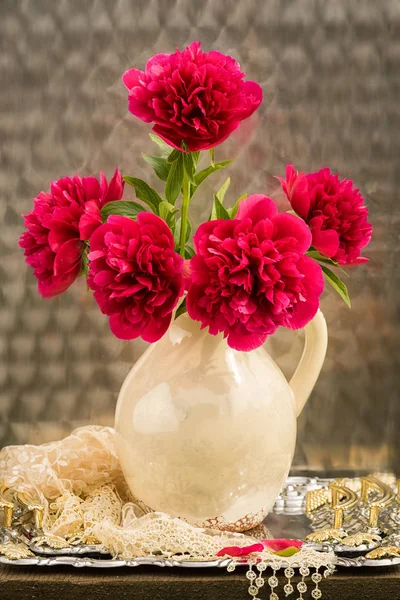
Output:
[1, 563, 400, 600]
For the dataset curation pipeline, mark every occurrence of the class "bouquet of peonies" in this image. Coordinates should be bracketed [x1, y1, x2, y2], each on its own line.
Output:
[20, 42, 372, 352]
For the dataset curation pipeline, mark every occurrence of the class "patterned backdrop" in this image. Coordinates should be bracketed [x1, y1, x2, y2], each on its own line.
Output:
[1, 0, 399, 471]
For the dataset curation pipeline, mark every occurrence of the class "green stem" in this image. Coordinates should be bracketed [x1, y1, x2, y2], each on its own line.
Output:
[179, 171, 190, 257]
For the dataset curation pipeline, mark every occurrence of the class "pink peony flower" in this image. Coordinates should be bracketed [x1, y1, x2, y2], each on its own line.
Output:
[186, 195, 324, 351]
[87, 214, 184, 342]
[122, 41, 262, 152]
[19, 170, 124, 298]
[279, 165, 372, 265]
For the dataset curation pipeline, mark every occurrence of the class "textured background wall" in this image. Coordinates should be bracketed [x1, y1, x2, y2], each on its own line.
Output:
[1, 0, 399, 472]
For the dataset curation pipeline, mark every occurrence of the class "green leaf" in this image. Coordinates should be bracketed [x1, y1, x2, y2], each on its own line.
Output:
[158, 201, 179, 226]
[306, 250, 338, 267]
[275, 547, 300, 557]
[228, 193, 247, 218]
[210, 148, 215, 167]
[175, 297, 187, 319]
[184, 245, 195, 259]
[211, 194, 230, 220]
[149, 133, 171, 158]
[165, 155, 184, 204]
[123, 177, 163, 213]
[167, 148, 182, 163]
[321, 265, 351, 307]
[192, 151, 200, 168]
[79, 243, 90, 277]
[191, 160, 233, 197]
[142, 154, 171, 181]
[101, 200, 147, 221]
[182, 151, 196, 184]
[174, 217, 192, 247]
[216, 177, 231, 203]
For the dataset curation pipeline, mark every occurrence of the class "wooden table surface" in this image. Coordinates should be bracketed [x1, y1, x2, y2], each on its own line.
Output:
[1, 563, 400, 600]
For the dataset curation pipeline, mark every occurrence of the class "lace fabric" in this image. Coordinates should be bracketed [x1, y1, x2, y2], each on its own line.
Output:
[0, 425, 336, 597]
[0, 426, 260, 557]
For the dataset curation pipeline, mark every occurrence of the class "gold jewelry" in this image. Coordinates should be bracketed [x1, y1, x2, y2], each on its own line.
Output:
[16, 491, 44, 530]
[305, 488, 330, 515]
[0, 542, 34, 560]
[329, 483, 358, 529]
[360, 476, 395, 529]
[306, 483, 358, 544]
[31, 534, 70, 549]
[306, 527, 348, 544]
[0, 483, 14, 529]
[365, 546, 400, 560]
[341, 532, 381, 548]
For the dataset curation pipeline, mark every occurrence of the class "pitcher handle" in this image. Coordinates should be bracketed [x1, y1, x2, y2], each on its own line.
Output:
[289, 309, 328, 417]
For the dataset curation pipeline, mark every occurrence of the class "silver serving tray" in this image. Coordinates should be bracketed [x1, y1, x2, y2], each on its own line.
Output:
[2, 552, 400, 569]
[0, 555, 231, 568]
[2, 476, 400, 569]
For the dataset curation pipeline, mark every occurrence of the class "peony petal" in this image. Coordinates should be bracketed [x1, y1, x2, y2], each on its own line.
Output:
[109, 313, 145, 340]
[141, 314, 172, 343]
[103, 168, 124, 203]
[282, 256, 323, 330]
[311, 224, 340, 259]
[128, 90, 154, 123]
[48, 221, 79, 252]
[107, 214, 140, 238]
[137, 212, 174, 247]
[81, 176, 101, 202]
[241, 80, 263, 116]
[153, 122, 241, 152]
[227, 326, 269, 351]
[272, 213, 312, 253]
[152, 125, 184, 150]
[93, 270, 115, 287]
[216, 543, 264, 557]
[280, 165, 310, 219]
[38, 269, 80, 298]
[262, 539, 303, 552]
[300, 256, 325, 297]
[53, 238, 83, 277]
[345, 256, 369, 265]
[237, 195, 278, 224]
[284, 298, 320, 330]
[122, 68, 144, 90]
[79, 200, 102, 240]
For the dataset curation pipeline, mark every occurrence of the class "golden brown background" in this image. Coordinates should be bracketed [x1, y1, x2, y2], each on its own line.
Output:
[1, 0, 399, 472]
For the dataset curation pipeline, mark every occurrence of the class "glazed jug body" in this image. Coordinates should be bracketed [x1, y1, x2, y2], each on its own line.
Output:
[115, 312, 327, 531]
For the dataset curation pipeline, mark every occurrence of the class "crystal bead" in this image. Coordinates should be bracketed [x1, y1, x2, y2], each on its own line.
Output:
[285, 567, 295, 578]
[299, 566, 310, 577]
[248, 585, 258, 596]
[297, 581, 307, 594]
[312, 589, 322, 599]
[270, 593, 279, 600]
[255, 577, 265, 588]
[258, 561, 267, 572]
[268, 575, 279, 588]
[247, 570, 256, 581]
[312, 572, 322, 584]
[284, 582, 294, 596]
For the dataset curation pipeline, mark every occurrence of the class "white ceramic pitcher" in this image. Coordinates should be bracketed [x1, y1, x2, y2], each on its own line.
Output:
[115, 310, 328, 532]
